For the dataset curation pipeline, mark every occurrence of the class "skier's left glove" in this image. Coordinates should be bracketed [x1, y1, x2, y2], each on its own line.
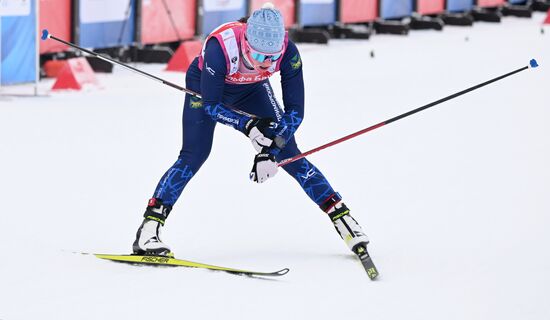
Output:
[244, 117, 286, 153]
[249, 151, 278, 183]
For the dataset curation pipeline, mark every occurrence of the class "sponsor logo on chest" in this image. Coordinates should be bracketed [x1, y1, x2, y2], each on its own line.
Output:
[226, 72, 273, 84]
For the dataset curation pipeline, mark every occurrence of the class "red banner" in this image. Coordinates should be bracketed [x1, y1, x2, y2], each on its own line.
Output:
[477, 0, 505, 7]
[340, 0, 378, 23]
[250, 0, 296, 28]
[416, 0, 445, 15]
[39, 0, 71, 54]
[141, 0, 197, 44]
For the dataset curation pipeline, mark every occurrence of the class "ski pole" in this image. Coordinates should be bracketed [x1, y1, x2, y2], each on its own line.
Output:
[278, 59, 539, 167]
[40, 29, 202, 98]
[41, 30, 262, 119]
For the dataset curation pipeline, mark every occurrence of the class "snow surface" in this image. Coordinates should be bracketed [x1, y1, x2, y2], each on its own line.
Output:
[1, 13, 549, 320]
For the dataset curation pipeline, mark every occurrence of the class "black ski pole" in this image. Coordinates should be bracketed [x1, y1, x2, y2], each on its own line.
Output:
[278, 59, 540, 167]
[41, 29, 202, 98]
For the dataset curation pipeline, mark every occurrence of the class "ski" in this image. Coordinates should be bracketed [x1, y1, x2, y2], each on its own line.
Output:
[355, 246, 379, 280]
[83, 253, 289, 277]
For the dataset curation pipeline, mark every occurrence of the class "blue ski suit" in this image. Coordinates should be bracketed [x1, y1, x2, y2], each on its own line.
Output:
[151, 35, 339, 209]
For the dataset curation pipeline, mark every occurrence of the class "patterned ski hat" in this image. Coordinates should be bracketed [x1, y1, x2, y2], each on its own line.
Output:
[246, 3, 285, 54]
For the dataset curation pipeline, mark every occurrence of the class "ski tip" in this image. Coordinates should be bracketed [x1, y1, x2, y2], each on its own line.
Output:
[529, 59, 539, 68]
[41, 29, 50, 41]
[237, 268, 289, 277]
[238, 268, 290, 277]
[277, 268, 290, 276]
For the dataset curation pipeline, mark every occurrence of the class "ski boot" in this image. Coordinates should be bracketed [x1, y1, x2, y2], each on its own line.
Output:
[327, 203, 370, 254]
[132, 198, 172, 257]
[323, 197, 379, 279]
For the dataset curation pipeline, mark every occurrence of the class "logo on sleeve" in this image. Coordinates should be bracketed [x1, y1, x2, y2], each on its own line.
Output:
[290, 54, 302, 70]
[190, 96, 203, 109]
[205, 62, 216, 76]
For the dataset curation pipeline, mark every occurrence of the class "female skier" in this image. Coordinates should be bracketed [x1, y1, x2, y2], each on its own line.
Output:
[133, 4, 371, 262]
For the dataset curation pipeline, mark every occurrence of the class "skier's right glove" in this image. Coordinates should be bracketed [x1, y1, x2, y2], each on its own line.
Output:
[245, 117, 286, 153]
[249, 151, 278, 183]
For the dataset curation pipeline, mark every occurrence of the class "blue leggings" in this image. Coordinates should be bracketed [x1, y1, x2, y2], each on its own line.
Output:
[152, 64, 337, 209]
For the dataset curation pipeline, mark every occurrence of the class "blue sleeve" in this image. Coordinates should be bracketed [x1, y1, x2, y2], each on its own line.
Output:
[201, 38, 251, 132]
[275, 40, 305, 146]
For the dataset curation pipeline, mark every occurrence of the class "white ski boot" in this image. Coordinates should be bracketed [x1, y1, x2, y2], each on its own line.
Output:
[132, 198, 172, 256]
[328, 203, 370, 254]
[132, 219, 171, 256]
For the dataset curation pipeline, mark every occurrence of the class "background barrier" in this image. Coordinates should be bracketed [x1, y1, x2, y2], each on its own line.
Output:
[201, 0, 247, 35]
[1, 0, 38, 85]
[165, 40, 203, 72]
[477, 0, 506, 7]
[339, 0, 378, 23]
[51, 57, 97, 90]
[39, 0, 71, 54]
[447, 0, 474, 12]
[380, 0, 414, 19]
[299, 0, 336, 27]
[140, 0, 196, 44]
[250, 0, 296, 28]
[416, 0, 445, 15]
[76, 0, 136, 49]
[2, 0, 543, 89]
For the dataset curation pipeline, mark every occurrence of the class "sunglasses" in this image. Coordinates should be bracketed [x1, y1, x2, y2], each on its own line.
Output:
[250, 51, 282, 63]
[243, 34, 284, 63]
